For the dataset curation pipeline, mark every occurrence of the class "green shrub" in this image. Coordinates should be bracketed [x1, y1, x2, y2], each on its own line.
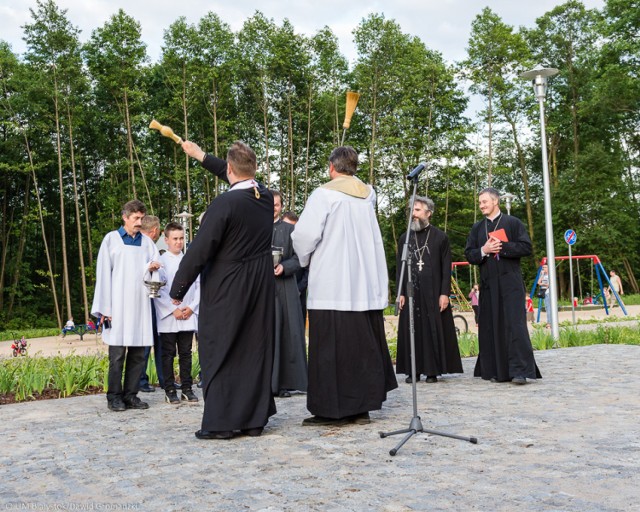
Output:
[457, 333, 479, 357]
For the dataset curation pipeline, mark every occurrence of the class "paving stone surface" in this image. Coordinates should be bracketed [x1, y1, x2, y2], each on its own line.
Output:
[2, 344, 640, 511]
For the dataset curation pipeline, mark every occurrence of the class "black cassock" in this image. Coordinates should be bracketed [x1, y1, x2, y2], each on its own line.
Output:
[171, 154, 276, 431]
[272, 220, 308, 393]
[465, 213, 541, 382]
[396, 226, 463, 377]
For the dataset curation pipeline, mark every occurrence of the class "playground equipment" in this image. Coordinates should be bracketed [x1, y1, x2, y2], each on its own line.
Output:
[530, 255, 627, 320]
[450, 262, 473, 312]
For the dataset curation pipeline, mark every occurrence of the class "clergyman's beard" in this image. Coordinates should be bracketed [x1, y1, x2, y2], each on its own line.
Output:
[411, 218, 429, 231]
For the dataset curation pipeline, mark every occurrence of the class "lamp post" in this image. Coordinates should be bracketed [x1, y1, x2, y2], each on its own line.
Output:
[500, 192, 516, 215]
[520, 64, 560, 340]
[175, 211, 194, 247]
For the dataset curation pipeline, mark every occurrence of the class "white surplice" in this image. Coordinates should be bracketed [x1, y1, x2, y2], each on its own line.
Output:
[292, 184, 388, 311]
[91, 231, 160, 346]
[154, 251, 200, 333]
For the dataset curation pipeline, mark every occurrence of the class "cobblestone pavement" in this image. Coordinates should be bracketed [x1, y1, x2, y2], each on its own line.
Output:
[2, 344, 639, 511]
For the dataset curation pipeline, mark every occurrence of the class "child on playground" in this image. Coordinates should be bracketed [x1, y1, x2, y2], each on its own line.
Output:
[526, 294, 534, 323]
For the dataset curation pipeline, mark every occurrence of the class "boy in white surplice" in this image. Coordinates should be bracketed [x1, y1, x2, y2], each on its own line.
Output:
[155, 222, 200, 404]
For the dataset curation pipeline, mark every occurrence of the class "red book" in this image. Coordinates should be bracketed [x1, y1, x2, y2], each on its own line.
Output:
[488, 228, 508, 242]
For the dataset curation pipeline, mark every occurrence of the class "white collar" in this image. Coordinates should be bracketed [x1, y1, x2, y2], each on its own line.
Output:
[486, 211, 502, 222]
[230, 179, 258, 191]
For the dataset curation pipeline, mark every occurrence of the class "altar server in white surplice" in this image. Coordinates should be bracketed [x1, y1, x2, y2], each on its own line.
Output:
[292, 146, 397, 427]
[154, 222, 200, 405]
[92, 200, 161, 412]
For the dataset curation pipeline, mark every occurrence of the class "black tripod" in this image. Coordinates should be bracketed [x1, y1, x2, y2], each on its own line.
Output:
[379, 166, 477, 456]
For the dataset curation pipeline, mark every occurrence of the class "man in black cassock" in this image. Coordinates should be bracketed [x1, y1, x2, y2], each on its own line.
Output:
[170, 140, 276, 439]
[271, 191, 308, 397]
[464, 187, 541, 385]
[396, 196, 463, 383]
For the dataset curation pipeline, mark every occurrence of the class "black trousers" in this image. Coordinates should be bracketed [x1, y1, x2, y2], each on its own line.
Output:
[107, 346, 147, 403]
[472, 305, 479, 325]
[139, 303, 163, 387]
[161, 331, 194, 392]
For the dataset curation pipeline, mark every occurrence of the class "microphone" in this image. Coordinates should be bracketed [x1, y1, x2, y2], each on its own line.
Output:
[406, 162, 426, 180]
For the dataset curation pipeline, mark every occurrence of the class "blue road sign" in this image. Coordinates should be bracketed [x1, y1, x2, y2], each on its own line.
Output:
[564, 229, 577, 245]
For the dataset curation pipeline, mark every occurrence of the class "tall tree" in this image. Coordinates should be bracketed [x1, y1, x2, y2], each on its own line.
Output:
[161, 16, 202, 238]
[236, 12, 280, 186]
[23, 0, 85, 321]
[84, 9, 150, 207]
[195, 13, 235, 202]
[462, 9, 538, 254]
[0, 40, 63, 326]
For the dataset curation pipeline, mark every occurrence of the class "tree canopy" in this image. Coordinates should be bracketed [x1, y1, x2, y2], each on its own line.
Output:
[0, 0, 638, 328]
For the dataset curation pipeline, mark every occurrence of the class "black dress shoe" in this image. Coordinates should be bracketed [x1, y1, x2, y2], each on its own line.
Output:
[405, 375, 420, 383]
[241, 427, 264, 437]
[425, 376, 438, 383]
[277, 389, 291, 398]
[512, 376, 527, 385]
[195, 430, 234, 440]
[346, 412, 371, 425]
[302, 416, 348, 426]
[108, 397, 126, 412]
[124, 396, 149, 409]
[139, 384, 155, 393]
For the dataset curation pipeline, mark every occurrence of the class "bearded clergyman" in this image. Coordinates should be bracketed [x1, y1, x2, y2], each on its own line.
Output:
[396, 196, 463, 383]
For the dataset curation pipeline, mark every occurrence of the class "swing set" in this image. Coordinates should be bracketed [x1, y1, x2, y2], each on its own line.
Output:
[530, 255, 628, 319]
[450, 261, 473, 312]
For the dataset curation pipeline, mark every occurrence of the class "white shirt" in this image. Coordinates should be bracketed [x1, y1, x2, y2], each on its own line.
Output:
[91, 231, 159, 346]
[292, 185, 388, 311]
[154, 251, 200, 333]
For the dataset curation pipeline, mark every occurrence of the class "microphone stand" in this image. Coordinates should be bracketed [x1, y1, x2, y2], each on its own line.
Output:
[380, 171, 477, 456]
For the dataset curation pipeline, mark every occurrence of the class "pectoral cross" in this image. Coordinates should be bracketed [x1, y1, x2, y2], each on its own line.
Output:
[417, 259, 424, 272]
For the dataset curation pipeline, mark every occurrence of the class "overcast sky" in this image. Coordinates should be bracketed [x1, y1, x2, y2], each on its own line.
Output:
[1, 0, 606, 65]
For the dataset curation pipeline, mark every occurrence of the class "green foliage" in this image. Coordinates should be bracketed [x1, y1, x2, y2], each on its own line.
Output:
[191, 351, 201, 381]
[457, 333, 480, 358]
[387, 337, 397, 362]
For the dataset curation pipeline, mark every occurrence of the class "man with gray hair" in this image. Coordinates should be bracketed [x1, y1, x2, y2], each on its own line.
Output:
[396, 196, 463, 383]
[465, 187, 540, 385]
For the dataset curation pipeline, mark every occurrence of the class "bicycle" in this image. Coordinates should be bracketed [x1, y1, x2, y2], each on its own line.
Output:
[453, 314, 468, 335]
[449, 298, 469, 335]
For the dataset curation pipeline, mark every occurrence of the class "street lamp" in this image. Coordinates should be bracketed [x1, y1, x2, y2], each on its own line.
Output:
[500, 192, 516, 215]
[175, 210, 194, 247]
[520, 64, 560, 340]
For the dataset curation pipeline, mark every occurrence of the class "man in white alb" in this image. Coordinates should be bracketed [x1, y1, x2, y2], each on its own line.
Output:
[92, 200, 161, 411]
